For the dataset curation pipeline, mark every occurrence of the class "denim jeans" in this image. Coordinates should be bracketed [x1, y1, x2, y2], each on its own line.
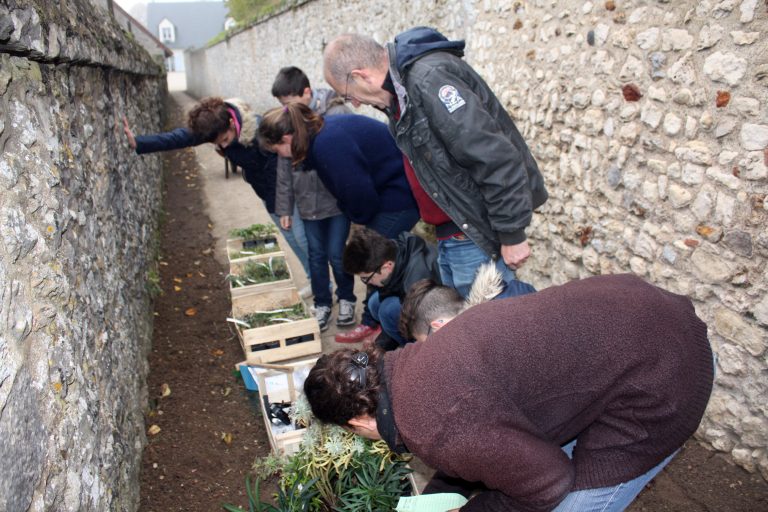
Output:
[437, 235, 515, 298]
[268, 203, 310, 278]
[367, 291, 407, 345]
[303, 214, 356, 308]
[553, 440, 678, 511]
[360, 208, 420, 327]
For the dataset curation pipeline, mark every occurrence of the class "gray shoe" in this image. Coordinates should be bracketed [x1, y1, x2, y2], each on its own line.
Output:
[315, 305, 332, 331]
[336, 299, 356, 326]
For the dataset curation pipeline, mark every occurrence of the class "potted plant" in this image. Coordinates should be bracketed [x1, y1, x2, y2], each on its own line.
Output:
[227, 224, 280, 261]
[224, 393, 415, 511]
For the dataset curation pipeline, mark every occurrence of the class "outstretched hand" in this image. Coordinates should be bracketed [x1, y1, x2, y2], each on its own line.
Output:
[122, 115, 137, 150]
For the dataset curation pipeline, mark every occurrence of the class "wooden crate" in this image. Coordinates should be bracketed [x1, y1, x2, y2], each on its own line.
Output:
[228, 252, 294, 299]
[238, 357, 319, 456]
[226, 236, 281, 262]
[231, 287, 321, 364]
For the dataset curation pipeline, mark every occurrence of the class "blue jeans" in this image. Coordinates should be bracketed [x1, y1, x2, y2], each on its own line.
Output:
[361, 208, 420, 327]
[269, 204, 310, 278]
[367, 291, 407, 345]
[437, 235, 515, 298]
[303, 214, 355, 308]
[553, 440, 678, 511]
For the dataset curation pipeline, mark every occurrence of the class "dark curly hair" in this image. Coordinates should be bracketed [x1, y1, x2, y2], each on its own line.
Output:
[187, 97, 231, 143]
[303, 347, 383, 426]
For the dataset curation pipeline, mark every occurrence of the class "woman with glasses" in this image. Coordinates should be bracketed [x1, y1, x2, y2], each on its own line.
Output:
[258, 103, 420, 343]
[303, 274, 714, 512]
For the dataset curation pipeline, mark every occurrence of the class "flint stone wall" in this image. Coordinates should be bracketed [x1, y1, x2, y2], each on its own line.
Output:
[0, 0, 166, 510]
[185, 0, 768, 479]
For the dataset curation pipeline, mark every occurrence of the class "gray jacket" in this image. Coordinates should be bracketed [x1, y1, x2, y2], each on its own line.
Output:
[274, 90, 351, 220]
[385, 42, 548, 259]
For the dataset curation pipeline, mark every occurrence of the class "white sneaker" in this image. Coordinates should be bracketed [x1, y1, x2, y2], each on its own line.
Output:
[315, 306, 332, 331]
[299, 285, 312, 299]
[336, 299, 356, 326]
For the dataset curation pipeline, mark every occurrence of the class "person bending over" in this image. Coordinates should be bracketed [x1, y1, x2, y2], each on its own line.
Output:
[271, 65, 348, 116]
[304, 274, 714, 512]
[342, 227, 439, 348]
[399, 262, 536, 342]
[122, 97, 310, 277]
[258, 103, 419, 343]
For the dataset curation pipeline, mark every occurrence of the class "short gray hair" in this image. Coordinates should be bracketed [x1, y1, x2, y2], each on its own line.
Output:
[323, 34, 387, 82]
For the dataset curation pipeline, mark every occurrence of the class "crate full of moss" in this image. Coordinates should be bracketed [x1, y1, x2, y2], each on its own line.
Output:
[229, 288, 321, 364]
[227, 254, 293, 298]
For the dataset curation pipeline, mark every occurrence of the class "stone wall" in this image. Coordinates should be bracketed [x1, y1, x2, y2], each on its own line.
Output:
[0, 1, 167, 510]
[185, 0, 768, 478]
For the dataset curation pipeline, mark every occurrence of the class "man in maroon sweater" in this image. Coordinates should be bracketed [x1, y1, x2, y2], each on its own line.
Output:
[304, 274, 714, 511]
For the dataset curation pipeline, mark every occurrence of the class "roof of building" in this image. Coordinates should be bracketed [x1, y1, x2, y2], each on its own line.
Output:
[146, 1, 228, 50]
[114, 2, 173, 58]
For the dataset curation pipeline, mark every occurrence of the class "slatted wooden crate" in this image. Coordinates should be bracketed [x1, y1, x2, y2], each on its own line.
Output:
[238, 357, 318, 456]
[228, 252, 294, 299]
[231, 287, 321, 364]
[226, 236, 281, 261]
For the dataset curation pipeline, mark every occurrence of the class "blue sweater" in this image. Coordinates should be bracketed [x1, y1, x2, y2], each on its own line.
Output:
[305, 115, 417, 225]
[134, 106, 278, 213]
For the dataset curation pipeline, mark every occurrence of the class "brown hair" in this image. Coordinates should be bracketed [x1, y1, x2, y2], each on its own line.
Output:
[187, 97, 231, 143]
[303, 346, 383, 426]
[399, 279, 464, 340]
[342, 227, 397, 274]
[258, 103, 324, 165]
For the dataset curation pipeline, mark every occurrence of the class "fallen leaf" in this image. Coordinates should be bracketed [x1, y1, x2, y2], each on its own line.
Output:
[186, 272, 193, 278]
[223, 387, 232, 397]
[159, 261, 169, 266]
[696, 225, 715, 237]
[53, 382, 62, 393]
[202, 248, 213, 255]
[173, 277, 183, 283]
[221, 432, 233, 445]
[684, 238, 700, 248]
[161, 383, 171, 397]
[173, 286, 182, 292]
[211, 349, 225, 357]
[208, 223, 214, 229]
[148, 425, 161, 436]
[198, 272, 206, 278]
[185, 307, 197, 317]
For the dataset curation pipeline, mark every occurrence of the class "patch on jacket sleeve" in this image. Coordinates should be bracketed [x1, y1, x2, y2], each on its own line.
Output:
[438, 85, 466, 113]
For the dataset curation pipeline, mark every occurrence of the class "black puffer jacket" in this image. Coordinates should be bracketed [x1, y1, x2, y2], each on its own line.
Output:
[385, 27, 548, 258]
[379, 232, 440, 301]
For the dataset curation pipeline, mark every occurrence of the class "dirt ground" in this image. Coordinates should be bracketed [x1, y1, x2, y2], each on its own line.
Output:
[138, 93, 768, 511]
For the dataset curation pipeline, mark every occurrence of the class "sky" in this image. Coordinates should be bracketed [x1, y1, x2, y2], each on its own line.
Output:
[115, 0, 224, 24]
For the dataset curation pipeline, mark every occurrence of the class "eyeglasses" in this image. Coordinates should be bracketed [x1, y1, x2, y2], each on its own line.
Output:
[360, 263, 383, 286]
[342, 72, 352, 102]
[345, 352, 369, 388]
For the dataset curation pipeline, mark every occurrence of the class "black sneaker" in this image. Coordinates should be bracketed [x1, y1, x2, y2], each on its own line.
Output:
[315, 305, 332, 331]
[336, 299, 356, 326]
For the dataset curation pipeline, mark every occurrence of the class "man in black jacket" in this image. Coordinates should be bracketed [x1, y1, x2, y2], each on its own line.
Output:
[323, 27, 548, 298]
[342, 228, 440, 348]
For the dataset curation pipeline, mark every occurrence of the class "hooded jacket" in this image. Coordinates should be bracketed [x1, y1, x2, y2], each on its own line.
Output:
[134, 99, 279, 213]
[385, 27, 548, 258]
